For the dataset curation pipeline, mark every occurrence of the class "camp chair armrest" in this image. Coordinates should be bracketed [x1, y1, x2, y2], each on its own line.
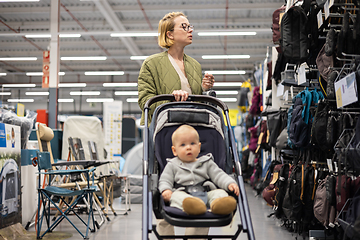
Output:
[39, 169, 90, 176]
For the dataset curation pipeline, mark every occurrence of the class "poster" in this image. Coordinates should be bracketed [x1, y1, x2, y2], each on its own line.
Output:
[0, 123, 21, 229]
[103, 101, 123, 165]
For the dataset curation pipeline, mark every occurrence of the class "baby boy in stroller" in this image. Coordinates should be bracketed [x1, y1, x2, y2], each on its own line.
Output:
[159, 124, 239, 216]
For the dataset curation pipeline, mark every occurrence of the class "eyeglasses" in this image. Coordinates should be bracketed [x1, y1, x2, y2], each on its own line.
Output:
[180, 23, 194, 32]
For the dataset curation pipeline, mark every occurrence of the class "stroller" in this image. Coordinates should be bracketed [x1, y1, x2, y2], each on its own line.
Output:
[142, 94, 255, 240]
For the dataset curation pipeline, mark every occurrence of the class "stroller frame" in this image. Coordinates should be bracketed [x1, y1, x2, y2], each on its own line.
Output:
[142, 94, 255, 240]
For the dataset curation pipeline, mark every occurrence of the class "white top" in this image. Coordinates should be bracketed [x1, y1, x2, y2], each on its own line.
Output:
[168, 52, 192, 94]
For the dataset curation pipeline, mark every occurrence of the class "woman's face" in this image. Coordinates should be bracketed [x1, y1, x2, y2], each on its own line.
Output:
[167, 16, 193, 47]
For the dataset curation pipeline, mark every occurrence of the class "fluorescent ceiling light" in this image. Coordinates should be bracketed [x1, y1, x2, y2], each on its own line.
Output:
[58, 83, 86, 88]
[85, 71, 124, 76]
[103, 83, 137, 87]
[205, 70, 246, 75]
[26, 72, 65, 76]
[58, 99, 74, 103]
[7, 99, 34, 103]
[25, 34, 81, 38]
[126, 98, 138, 103]
[0, 57, 37, 61]
[2, 83, 36, 88]
[61, 56, 107, 61]
[130, 56, 149, 60]
[25, 34, 51, 38]
[215, 91, 239, 95]
[0, 73, 7, 76]
[198, 32, 256, 36]
[26, 72, 43, 76]
[213, 82, 243, 87]
[70, 91, 101, 96]
[0, 0, 39, 2]
[86, 98, 114, 103]
[114, 91, 138, 96]
[218, 98, 238, 102]
[0, 92, 11, 95]
[111, 32, 158, 37]
[59, 34, 81, 38]
[202, 55, 250, 59]
[25, 92, 49, 96]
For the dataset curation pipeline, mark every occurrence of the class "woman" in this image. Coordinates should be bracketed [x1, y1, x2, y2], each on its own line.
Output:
[137, 12, 214, 239]
[138, 11, 214, 125]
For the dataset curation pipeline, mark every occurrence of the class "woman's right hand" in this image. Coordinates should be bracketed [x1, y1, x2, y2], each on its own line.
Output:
[172, 90, 189, 102]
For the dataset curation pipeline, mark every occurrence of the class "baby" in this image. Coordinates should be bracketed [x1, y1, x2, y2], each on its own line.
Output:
[159, 124, 239, 215]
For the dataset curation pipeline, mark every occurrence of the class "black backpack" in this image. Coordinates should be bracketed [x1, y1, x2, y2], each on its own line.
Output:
[288, 97, 311, 149]
[274, 163, 291, 219]
[282, 164, 305, 222]
[311, 100, 330, 152]
[280, 6, 309, 63]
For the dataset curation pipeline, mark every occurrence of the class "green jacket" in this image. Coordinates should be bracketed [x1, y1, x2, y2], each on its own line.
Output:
[138, 51, 203, 125]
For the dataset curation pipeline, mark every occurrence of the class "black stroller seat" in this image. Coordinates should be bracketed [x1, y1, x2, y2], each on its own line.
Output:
[142, 94, 255, 240]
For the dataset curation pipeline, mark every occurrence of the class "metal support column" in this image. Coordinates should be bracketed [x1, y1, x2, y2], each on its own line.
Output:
[48, 0, 60, 129]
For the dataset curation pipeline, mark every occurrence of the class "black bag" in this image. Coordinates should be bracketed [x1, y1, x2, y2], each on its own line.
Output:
[274, 163, 290, 219]
[344, 189, 360, 239]
[280, 6, 309, 63]
[302, 164, 316, 227]
[326, 71, 338, 99]
[347, 117, 360, 172]
[337, 12, 354, 57]
[311, 100, 330, 152]
[325, 28, 336, 57]
[288, 98, 311, 148]
[273, 52, 288, 84]
[282, 164, 304, 221]
[267, 111, 283, 148]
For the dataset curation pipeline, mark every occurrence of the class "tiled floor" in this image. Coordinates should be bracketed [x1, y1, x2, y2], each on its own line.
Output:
[27, 184, 304, 239]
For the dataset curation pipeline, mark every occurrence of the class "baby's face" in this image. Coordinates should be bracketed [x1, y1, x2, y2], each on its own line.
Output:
[171, 130, 201, 163]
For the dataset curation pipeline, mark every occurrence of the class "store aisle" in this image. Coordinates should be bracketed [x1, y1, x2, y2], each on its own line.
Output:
[30, 184, 301, 239]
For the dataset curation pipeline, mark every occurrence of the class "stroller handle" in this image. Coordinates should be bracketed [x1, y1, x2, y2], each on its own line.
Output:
[144, 94, 229, 111]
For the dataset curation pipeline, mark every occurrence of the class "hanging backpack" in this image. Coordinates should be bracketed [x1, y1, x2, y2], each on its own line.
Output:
[302, 164, 317, 229]
[282, 164, 305, 222]
[280, 6, 309, 63]
[314, 176, 330, 226]
[311, 100, 330, 152]
[288, 97, 312, 149]
[272, 4, 287, 47]
[273, 163, 291, 219]
[249, 86, 262, 116]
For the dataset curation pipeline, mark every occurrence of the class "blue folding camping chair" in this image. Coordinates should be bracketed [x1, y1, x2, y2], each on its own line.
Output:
[34, 123, 96, 239]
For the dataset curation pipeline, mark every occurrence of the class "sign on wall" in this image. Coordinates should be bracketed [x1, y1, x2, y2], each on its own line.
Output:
[0, 123, 21, 229]
[103, 101, 123, 164]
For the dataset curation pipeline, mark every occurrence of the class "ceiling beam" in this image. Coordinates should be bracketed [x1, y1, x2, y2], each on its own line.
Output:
[92, 0, 143, 66]
[0, 2, 283, 14]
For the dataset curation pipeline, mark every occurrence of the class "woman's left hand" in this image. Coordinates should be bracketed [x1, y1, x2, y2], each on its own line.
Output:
[202, 73, 215, 91]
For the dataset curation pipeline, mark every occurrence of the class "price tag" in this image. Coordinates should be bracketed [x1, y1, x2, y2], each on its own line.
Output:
[324, 1, 330, 19]
[297, 63, 306, 85]
[277, 82, 284, 97]
[317, 10, 323, 29]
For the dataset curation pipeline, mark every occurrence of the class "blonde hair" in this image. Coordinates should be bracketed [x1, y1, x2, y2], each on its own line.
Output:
[172, 125, 199, 145]
[158, 12, 186, 49]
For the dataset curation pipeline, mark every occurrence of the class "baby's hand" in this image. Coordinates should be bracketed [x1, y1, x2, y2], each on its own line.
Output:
[228, 183, 239, 196]
[162, 189, 173, 202]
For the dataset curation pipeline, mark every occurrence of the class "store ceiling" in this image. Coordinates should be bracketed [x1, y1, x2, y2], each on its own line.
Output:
[0, 0, 282, 114]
